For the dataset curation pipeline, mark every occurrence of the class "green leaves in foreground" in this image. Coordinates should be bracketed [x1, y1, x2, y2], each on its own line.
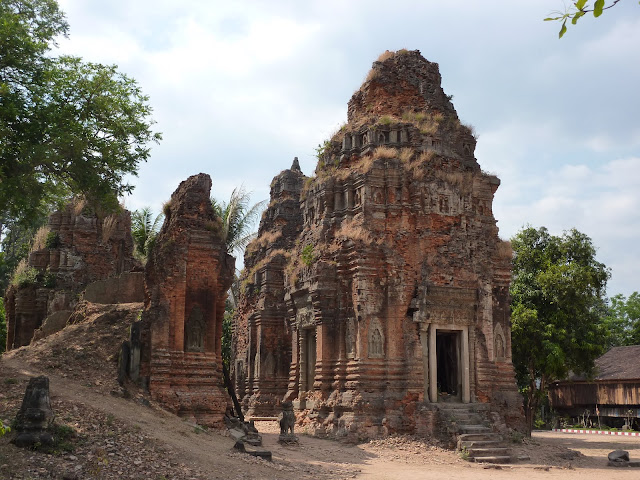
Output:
[544, 0, 627, 38]
[1, 0, 161, 227]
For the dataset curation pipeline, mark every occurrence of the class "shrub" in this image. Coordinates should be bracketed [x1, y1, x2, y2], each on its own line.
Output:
[371, 146, 397, 160]
[399, 148, 413, 163]
[301, 244, 315, 267]
[162, 200, 172, 217]
[32, 226, 51, 250]
[45, 231, 60, 249]
[42, 269, 56, 288]
[11, 260, 38, 288]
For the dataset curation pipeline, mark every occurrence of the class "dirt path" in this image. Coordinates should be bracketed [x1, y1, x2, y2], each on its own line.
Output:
[2, 356, 640, 480]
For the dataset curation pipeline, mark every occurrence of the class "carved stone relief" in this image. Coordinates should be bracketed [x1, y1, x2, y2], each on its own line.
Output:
[368, 318, 385, 358]
[346, 317, 357, 359]
[185, 305, 205, 352]
[494, 322, 506, 361]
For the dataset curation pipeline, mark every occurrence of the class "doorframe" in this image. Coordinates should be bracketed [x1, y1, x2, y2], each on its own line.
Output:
[423, 323, 470, 403]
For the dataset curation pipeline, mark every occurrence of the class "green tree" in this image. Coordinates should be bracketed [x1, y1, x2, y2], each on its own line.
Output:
[211, 187, 266, 257]
[510, 226, 610, 433]
[211, 187, 266, 308]
[545, 0, 630, 38]
[221, 299, 233, 369]
[0, 297, 6, 354]
[131, 207, 163, 262]
[0, 0, 161, 227]
[211, 187, 265, 371]
[0, 213, 48, 292]
[605, 292, 640, 346]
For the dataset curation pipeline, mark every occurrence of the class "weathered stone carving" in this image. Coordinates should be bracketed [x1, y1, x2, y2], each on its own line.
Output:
[234, 50, 523, 439]
[12, 376, 54, 449]
[279, 401, 296, 435]
[136, 173, 234, 427]
[278, 401, 299, 444]
[232, 159, 305, 416]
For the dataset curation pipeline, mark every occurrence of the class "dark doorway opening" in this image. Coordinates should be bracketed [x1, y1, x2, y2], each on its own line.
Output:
[305, 329, 316, 390]
[436, 331, 460, 401]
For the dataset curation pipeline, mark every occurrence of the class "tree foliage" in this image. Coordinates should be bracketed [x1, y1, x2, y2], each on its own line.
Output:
[510, 226, 610, 432]
[211, 187, 266, 257]
[545, 0, 631, 38]
[131, 207, 163, 261]
[0, 0, 161, 227]
[0, 297, 6, 354]
[0, 213, 48, 292]
[211, 187, 265, 367]
[605, 292, 640, 346]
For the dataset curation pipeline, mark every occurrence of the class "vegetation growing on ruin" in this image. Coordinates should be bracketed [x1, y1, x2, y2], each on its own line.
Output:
[331, 219, 375, 247]
[11, 260, 39, 288]
[371, 146, 397, 160]
[434, 170, 474, 196]
[301, 244, 316, 267]
[495, 240, 513, 260]
[244, 230, 283, 257]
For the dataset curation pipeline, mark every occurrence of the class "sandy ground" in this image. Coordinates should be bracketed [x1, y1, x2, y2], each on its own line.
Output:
[1, 304, 639, 479]
[3, 355, 639, 480]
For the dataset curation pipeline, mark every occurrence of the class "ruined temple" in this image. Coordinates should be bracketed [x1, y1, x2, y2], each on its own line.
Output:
[233, 159, 305, 415]
[233, 50, 522, 438]
[134, 173, 234, 427]
[4, 201, 137, 350]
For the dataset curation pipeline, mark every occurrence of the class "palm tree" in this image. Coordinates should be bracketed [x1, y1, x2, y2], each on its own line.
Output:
[211, 187, 266, 308]
[131, 207, 164, 261]
[211, 186, 266, 257]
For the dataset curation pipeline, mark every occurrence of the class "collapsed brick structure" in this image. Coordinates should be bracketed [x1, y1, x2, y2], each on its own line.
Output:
[234, 50, 522, 438]
[4, 202, 137, 350]
[135, 173, 234, 427]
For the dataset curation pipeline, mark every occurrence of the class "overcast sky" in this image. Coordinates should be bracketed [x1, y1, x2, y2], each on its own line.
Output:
[55, 0, 640, 297]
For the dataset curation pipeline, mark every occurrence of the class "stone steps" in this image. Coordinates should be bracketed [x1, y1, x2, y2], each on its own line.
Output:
[471, 455, 512, 464]
[440, 404, 512, 464]
[459, 425, 492, 434]
[467, 447, 510, 457]
[458, 439, 503, 449]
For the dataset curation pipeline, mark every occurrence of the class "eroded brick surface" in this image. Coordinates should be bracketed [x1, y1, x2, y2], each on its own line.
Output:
[4, 203, 137, 350]
[234, 51, 523, 439]
[233, 159, 305, 416]
[139, 173, 234, 427]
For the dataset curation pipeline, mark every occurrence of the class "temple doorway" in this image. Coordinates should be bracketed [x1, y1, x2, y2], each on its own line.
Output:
[436, 331, 461, 402]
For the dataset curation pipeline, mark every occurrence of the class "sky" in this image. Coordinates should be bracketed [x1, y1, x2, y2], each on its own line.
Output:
[55, 0, 640, 298]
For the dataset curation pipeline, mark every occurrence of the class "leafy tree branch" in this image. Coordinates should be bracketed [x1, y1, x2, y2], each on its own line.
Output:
[545, 0, 630, 38]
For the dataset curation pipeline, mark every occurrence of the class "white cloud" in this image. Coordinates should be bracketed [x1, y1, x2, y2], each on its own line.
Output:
[50, 0, 640, 296]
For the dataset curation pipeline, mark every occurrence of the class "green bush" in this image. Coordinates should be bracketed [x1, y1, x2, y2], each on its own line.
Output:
[42, 269, 56, 288]
[12, 265, 38, 288]
[44, 232, 60, 249]
[0, 298, 6, 354]
[301, 244, 315, 267]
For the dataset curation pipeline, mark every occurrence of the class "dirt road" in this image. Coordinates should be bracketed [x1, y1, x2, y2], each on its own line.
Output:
[2, 355, 640, 479]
